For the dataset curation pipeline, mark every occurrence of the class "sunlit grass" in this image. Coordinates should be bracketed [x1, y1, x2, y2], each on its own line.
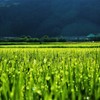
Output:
[0, 46, 100, 100]
[0, 42, 100, 48]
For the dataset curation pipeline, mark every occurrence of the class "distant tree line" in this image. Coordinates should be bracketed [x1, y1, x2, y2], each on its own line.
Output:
[0, 35, 66, 42]
[0, 34, 100, 42]
[88, 36, 100, 41]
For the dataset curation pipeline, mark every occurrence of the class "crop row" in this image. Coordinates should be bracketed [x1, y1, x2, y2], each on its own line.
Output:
[0, 48, 100, 100]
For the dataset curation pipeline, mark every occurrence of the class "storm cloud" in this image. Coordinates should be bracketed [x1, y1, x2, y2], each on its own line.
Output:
[0, 0, 100, 37]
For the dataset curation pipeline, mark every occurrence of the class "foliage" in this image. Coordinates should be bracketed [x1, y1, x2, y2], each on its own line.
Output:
[0, 47, 100, 100]
[0, 36, 67, 42]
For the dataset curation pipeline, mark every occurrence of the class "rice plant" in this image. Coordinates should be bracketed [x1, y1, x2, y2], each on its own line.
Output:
[0, 47, 100, 100]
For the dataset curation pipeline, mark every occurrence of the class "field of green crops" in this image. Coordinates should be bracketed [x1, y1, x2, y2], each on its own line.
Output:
[0, 43, 100, 100]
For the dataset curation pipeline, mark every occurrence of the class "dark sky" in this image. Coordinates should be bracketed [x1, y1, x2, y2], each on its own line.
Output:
[0, 0, 100, 37]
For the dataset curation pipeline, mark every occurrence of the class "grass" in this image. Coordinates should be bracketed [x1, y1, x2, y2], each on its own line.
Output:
[0, 42, 100, 48]
[0, 42, 100, 100]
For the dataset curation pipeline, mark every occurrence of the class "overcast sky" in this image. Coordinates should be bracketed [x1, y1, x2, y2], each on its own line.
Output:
[0, 0, 100, 37]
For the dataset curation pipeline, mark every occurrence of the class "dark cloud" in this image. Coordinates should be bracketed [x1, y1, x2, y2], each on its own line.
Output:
[0, 0, 100, 37]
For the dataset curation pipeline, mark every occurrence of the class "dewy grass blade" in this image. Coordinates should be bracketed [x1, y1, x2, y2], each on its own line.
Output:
[0, 44, 100, 100]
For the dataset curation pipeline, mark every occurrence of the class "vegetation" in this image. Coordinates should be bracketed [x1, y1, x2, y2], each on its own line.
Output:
[0, 44, 100, 100]
[0, 33, 100, 43]
[87, 34, 100, 41]
[0, 42, 100, 48]
[0, 36, 66, 42]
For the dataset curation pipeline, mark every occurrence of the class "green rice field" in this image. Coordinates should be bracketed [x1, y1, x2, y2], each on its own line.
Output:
[0, 42, 100, 100]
